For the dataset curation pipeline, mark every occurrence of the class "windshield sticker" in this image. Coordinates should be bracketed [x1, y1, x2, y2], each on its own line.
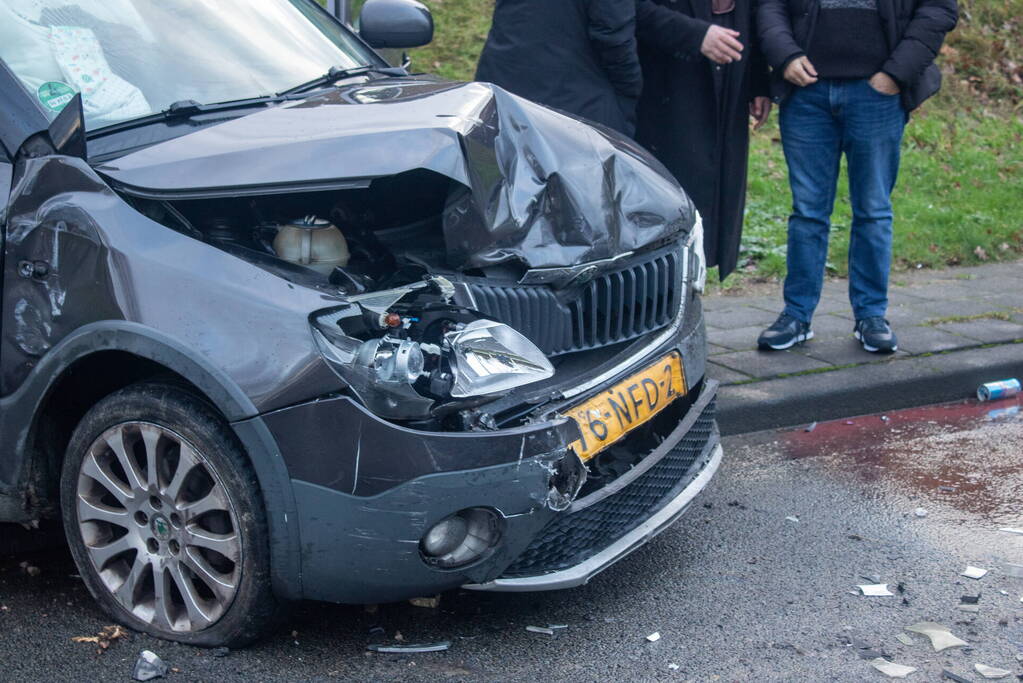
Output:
[37, 81, 76, 113]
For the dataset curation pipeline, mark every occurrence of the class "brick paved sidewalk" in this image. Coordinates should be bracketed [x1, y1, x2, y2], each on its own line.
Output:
[704, 260, 1023, 386]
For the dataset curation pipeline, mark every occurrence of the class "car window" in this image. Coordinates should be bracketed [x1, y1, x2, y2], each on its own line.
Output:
[0, 0, 377, 131]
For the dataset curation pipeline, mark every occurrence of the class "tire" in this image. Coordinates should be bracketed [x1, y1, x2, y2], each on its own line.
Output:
[60, 382, 281, 647]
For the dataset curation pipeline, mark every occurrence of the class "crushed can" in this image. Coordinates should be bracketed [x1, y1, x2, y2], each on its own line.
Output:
[977, 378, 1021, 401]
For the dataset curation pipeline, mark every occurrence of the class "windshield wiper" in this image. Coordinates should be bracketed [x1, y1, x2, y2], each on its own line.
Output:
[278, 64, 407, 96]
[86, 95, 292, 139]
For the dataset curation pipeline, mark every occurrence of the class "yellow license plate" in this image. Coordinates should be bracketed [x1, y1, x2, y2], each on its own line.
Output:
[568, 353, 687, 462]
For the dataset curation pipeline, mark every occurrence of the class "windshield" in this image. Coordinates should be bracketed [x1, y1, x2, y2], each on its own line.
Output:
[0, 0, 377, 130]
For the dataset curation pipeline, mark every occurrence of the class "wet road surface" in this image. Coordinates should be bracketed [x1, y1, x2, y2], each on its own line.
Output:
[2, 396, 1021, 681]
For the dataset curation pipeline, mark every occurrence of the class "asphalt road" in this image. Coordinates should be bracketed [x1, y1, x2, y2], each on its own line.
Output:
[2, 396, 1021, 682]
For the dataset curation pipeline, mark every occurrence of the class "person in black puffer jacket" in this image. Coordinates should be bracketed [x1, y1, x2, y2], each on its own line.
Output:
[754, 0, 957, 355]
[475, 0, 642, 136]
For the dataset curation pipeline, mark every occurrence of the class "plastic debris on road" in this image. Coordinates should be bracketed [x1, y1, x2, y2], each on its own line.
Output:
[905, 623, 969, 652]
[870, 658, 917, 678]
[668, 663, 680, 670]
[858, 584, 894, 597]
[408, 595, 441, 608]
[785, 516, 799, 523]
[805, 422, 817, 432]
[961, 566, 989, 579]
[895, 633, 915, 646]
[526, 626, 555, 636]
[646, 632, 661, 642]
[942, 670, 971, 683]
[366, 642, 451, 654]
[974, 663, 1012, 679]
[132, 650, 168, 681]
[998, 528, 1023, 535]
[913, 508, 928, 518]
[1002, 563, 1023, 578]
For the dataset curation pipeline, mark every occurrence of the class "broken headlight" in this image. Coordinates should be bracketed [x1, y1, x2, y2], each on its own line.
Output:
[310, 279, 554, 420]
[685, 212, 707, 293]
[445, 319, 554, 398]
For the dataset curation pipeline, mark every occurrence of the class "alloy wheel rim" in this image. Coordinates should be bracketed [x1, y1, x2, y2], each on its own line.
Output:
[75, 421, 241, 633]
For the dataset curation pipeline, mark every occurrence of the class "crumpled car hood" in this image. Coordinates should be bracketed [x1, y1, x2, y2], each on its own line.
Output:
[99, 78, 695, 270]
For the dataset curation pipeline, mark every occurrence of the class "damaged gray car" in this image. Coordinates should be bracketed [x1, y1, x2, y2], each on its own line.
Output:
[0, 0, 721, 646]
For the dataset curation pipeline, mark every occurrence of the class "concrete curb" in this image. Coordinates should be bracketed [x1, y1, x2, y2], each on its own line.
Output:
[716, 342, 1023, 435]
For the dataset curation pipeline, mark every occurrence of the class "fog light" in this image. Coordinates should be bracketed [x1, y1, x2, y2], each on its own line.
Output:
[421, 508, 501, 568]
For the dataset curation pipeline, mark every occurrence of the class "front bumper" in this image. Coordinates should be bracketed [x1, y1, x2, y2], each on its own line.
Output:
[258, 303, 718, 604]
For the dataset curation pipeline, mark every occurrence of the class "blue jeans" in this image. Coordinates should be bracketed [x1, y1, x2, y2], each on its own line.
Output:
[779, 78, 906, 323]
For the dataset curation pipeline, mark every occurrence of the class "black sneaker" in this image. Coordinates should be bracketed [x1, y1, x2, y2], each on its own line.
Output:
[854, 317, 898, 353]
[757, 313, 814, 350]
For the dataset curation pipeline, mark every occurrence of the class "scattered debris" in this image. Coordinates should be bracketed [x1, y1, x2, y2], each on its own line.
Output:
[132, 650, 168, 682]
[960, 595, 981, 605]
[880, 415, 891, 423]
[526, 626, 555, 636]
[962, 566, 989, 580]
[18, 561, 40, 577]
[913, 508, 928, 518]
[870, 657, 917, 678]
[848, 638, 885, 660]
[974, 663, 1012, 679]
[938, 486, 957, 493]
[905, 623, 969, 652]
[848, 534, 864, 541]
[646, 632, 661, 642]
[1002, 563, 1023, 579]
[409, 595, 441, 608]
[548, 624, 569, 630]
[668, 663, 680, 670]
[785, 516, 800, 523]
[805, 422, 817, 433]
[895, 633, 915, 646]
[845, 421, 855, 425]
[998, 528, 1023, 535]
[859, 584, 894, 597]
[367, 642, 451, 654]
[72, 625, 128, 652]
[942, 670, 971, 683]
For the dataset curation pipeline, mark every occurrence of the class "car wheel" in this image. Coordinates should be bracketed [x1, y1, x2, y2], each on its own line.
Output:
[60, 382, 280, 647]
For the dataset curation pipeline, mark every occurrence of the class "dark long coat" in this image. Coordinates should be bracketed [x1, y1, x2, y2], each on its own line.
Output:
[635, 0, 769, 279]
[475, 0, 643, 136]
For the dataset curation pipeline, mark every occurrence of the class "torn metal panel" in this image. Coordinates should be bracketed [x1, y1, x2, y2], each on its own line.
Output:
[259, 394, 578, 497]
[99, 80, 695, 271]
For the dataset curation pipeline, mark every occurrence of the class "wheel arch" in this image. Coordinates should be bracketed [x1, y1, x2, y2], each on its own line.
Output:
[0, 321, 303, 598]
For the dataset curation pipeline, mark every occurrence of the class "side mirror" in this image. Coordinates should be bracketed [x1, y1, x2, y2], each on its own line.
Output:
[359, 0, 434, 49]
[48, 92, 87, 160]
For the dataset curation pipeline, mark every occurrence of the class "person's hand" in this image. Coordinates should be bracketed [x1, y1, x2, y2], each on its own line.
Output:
[750, 96, 772, 129]
[783, 56, 818, 86]
[701, 25, 744, 65]
[868, 72, 900, 95]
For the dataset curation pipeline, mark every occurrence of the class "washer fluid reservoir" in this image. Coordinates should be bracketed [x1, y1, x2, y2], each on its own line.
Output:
[273, 216, 350, 275]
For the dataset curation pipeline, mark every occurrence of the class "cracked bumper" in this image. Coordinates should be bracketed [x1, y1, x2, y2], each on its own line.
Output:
[464, 442, 722, 591]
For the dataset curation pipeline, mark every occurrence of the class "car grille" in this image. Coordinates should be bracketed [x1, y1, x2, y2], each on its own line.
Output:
[502, 397, 716, 577]
[468, 245, 684, 356]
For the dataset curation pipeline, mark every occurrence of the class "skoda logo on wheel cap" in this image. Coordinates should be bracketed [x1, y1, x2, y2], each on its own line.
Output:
[151, 515, 171, 540]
